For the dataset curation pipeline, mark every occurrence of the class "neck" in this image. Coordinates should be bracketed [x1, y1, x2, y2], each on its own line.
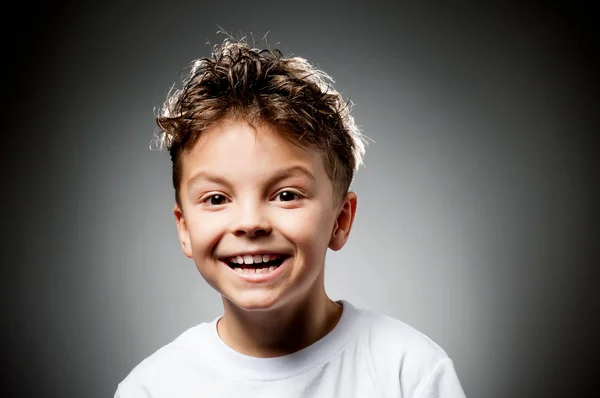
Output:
[217, 284, 342, 358]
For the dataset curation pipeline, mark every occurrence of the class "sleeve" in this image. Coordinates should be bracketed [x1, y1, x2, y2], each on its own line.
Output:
[414, 358, 466, 398]
[113, 381, 151, 398]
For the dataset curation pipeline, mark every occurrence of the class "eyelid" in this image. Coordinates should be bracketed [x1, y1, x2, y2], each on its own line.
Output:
[272, 189, 304, 201]
[197, 188, 305, 204]
[199, 192, 230, 206]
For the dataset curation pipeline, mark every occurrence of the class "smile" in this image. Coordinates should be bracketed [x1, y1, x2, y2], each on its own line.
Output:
[221, 253, 289, 275]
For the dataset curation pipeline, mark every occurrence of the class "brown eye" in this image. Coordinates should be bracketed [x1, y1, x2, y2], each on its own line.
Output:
[207, 195, 228, 205]
[276, 191, 299, 202]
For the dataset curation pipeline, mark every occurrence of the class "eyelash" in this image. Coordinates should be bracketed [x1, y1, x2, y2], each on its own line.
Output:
[200, 190, 302, 206]
[274, 190, 301, 202]
[201, 194, 230, 206]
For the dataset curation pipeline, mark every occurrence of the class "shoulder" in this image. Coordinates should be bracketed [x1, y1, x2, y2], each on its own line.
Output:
[115, 321, 216, 396]
[351, 304, 449, 364]
[343, 302, 465, 397]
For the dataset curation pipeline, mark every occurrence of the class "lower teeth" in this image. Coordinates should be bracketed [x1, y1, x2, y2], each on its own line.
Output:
[234, 265, 277, 274]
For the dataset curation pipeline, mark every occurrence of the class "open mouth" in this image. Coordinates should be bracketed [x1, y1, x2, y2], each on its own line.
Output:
[222, 253, 290, 274]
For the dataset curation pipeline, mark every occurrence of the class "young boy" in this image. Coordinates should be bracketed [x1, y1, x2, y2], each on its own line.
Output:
[114, 38, 466, 397]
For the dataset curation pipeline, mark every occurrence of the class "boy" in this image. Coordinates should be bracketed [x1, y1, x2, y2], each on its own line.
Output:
[115, 38, 466, 397]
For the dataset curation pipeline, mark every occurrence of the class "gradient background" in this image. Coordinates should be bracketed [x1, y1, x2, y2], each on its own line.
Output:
[3, 1, 597, 397]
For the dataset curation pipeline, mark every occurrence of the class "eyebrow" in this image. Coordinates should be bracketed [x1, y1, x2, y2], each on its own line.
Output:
[187, 171, 232, 191]
[186, 165, 316, 191]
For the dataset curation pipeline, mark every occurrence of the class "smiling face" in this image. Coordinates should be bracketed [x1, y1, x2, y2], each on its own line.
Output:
[174, 118, 357, 312]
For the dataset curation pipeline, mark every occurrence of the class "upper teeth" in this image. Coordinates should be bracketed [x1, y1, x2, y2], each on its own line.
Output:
[227, 254, 282, 264]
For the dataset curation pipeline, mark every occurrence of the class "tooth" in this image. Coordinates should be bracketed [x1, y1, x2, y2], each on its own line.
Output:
[229, 257, 238, 264]
[253, 255, 263, 263]
[236, 256, 244, 264]
[268, 266, 275, 272]
[262, 254, 269, 263]
[243, 255, 253, 264]
[234, 267, 244, 273]
[255, 268, 263, 274]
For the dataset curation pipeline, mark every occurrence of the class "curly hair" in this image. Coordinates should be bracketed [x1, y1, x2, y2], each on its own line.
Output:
[153, 38, 367, 206]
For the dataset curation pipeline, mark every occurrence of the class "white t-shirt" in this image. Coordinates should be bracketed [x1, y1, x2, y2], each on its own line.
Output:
[115, 301, 466, 397]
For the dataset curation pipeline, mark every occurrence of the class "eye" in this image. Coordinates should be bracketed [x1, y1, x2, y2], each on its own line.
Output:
[275, 191, 300, 202]
[203, 194, 229, 206]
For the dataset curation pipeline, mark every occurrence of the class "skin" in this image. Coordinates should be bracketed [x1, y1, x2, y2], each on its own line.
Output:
[174, 117, 357, 358]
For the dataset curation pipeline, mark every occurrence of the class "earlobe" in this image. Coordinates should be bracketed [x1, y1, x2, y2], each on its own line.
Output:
[174, 204, 193, 258]
[329, 192, 358, 251]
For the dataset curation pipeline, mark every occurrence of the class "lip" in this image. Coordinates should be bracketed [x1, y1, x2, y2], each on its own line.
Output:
[220, 251, 289, 259]
[221, 256, 291, 283]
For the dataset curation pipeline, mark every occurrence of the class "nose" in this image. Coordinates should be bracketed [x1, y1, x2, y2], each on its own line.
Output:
[230, 201, 272, 238]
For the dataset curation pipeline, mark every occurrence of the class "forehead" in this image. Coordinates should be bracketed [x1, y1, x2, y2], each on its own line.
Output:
[179, 118, 328, 184]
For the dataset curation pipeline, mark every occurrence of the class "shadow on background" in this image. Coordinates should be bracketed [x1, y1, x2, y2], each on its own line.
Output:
[2, 1, 597, 397]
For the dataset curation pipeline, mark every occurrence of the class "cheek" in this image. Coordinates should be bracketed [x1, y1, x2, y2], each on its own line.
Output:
[187, 213, 227, 253]
[276, 207, 334, 248]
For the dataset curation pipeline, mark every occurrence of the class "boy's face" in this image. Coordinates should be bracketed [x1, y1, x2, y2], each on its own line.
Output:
[174, 118, 356, 312]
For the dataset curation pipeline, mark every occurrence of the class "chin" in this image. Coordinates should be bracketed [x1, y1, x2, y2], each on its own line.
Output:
[225, 290, 288, 312]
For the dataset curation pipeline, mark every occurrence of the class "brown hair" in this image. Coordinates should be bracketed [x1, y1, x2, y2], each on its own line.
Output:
[153, 38, 367, 206]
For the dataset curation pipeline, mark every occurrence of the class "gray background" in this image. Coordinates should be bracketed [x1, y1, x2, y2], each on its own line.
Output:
[3, 1, 597, 397]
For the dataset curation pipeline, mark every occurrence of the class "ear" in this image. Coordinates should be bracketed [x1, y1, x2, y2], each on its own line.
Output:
[174, 203, 193, 258]
[329, 191, 358, 251]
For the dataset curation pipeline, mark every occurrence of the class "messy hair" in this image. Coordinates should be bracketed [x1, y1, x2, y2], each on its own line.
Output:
[153, 37, 367, 206]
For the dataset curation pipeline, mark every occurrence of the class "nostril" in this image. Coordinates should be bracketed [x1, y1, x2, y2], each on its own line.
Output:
[230, 209, 272, 236]
[236, 228, 271, 237]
